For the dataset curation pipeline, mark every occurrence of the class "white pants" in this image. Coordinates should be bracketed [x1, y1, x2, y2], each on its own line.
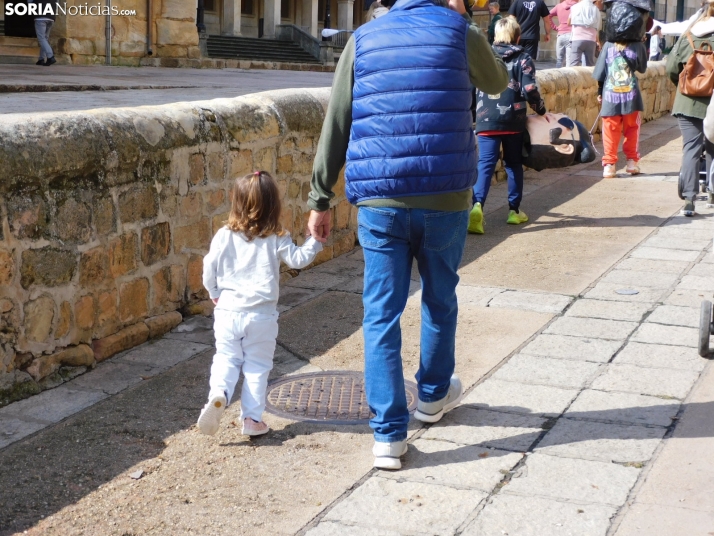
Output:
[209, 309, 278, 422]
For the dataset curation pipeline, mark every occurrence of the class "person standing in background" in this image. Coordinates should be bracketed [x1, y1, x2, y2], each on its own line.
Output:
[549, 0, 578, 67]
[508, 0, 551, 60]
[487, 2, 503, 44]
[31, 0, 56, 66]
[568, 0, 601, 66]
[649, 25, 664, 60]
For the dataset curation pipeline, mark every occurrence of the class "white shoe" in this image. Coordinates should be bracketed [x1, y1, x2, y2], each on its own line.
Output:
[373, 439, 408, 470]
[197, 393, 227, 435]
[413, 375, 463, 424]
[626, 159, 640, 175]
[603, 164, 616, 178]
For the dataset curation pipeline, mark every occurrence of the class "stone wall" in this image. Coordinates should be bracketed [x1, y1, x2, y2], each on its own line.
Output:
[0, 63, 676, 405]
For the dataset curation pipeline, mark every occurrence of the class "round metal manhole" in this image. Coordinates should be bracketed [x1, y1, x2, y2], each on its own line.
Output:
[265, 371, 419, 424]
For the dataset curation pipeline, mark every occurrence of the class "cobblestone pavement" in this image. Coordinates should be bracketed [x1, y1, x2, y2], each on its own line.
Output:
[0, 115, 712, 535]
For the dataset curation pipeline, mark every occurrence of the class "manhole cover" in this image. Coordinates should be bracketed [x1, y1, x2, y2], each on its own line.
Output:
[265, 371, 419, 424]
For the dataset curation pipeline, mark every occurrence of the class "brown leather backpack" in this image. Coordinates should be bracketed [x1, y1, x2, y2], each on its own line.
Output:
[679, 32, 714, 98]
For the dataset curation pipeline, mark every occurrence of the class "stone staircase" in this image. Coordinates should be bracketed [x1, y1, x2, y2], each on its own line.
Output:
[0, 21, 41, 64]
[206, 35, 321, 64]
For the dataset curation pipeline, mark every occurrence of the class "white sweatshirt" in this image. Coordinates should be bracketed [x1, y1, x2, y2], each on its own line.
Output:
[202, 228, 323, 314]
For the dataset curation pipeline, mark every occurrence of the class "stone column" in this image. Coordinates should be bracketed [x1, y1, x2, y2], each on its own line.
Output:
[223, 0, 242, 35]
[302, 0, 318, 36]
[263, 0, 282, 37]
[337, 0, 353, 30]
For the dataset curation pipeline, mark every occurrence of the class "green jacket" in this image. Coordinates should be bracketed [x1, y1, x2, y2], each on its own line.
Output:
[666, 30, 714, 119]
[488, 13, 502, 44]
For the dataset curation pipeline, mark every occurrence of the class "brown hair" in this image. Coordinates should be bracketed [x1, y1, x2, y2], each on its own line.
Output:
[226, 171, 285, 241]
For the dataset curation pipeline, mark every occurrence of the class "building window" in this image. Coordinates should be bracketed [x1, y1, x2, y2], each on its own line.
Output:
[205, 0, 216, 11]
[318, 0, 324, 20]
[281, 0, 291, 18]
[242, 0, 254, 15]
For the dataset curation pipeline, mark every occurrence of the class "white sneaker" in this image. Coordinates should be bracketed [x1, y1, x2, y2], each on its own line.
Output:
[373, 439, 408, 470]
[626, 159, 640, 175]
[603, 164, 616, 178]
[197, 393, 227, 435]
[413, 375, 463, 424]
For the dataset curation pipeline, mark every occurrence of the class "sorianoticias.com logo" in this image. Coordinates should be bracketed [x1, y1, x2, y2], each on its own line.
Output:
[5, 2, 137, 16]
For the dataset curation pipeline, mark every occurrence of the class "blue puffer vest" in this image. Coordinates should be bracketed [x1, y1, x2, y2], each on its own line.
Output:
[345, 0, 477, 204]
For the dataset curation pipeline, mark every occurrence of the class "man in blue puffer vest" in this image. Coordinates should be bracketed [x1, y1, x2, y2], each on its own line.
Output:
[307, 0, 508, 470]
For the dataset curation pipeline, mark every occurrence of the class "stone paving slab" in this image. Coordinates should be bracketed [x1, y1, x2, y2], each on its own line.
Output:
[687, 262, 714, 277]
[600, 270, 681, 289]
[613, 341, 706, 372]
[378, 438, 522, 492]
[701, 253, 714, 263]
[163, 329, 216, 346]
[464, 494, 617, 536]
[641, 236, 711, 251]
[565, 299, 651, 322]
[662, 215, 714, 230]
[583, 282, 670, 303]
[487, 290, 573, 314]
[455, 285, 505, 307]
[305, 522, 403, 536]
[0, 385, 108, 424]
[462, 379, 580, 417]
[332, 276, 364, 294]
[520, 334, 622, 363]
[630, 323, 699, 347]
[307, 256, 365, 277]
[492, 354, 602, 390]
[284, 271, 352, 291]
[535, 418, 665, 463]
[664, 288, 714, 308]
[614, 503, 714, 536]
[421, 406, 546, 452]
[0, 416, 50, 449]
[115, 339, 212, 370]
[629, 247, 701, 262]
[678, 274, 714, 292]
[616, 258, 691, 274]
[545, 317, 639, 341]
[321, 476, 487, 535]
[69, 361, 149, 395]
[565, 390, 679, 427]
[654, 226, 713, 241]
[277, 286, 327, 312]
[591, 363, 700, 399]
[646, 305, 700, 327]
[504, 453, 640, 506]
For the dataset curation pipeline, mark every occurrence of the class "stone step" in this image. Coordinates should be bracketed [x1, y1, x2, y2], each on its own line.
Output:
[206, 34, 320, 64]
[0, 35, 39, 47]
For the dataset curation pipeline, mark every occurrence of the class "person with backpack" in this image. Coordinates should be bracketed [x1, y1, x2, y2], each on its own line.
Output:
[568, 0, 601, 66]
[592, 38, 648, 178]
[666, 1, 714, 216]
[468, 17, 546, 234]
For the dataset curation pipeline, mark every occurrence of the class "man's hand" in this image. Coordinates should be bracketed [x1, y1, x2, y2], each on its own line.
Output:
[307, 210, 332, 243]
[449, 0, 466, 15]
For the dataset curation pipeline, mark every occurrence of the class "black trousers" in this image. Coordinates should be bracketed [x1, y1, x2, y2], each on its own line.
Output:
[677, 115, 714, 201]
[520, 39, 539, 61]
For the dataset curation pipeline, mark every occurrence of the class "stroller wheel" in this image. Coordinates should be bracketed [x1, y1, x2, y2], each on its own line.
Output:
[699, 300, 713, 358]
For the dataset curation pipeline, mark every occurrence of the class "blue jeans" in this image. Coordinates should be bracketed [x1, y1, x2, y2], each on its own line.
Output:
[358, 206, 469, 442]
[34, 20, 54, 61]
[472, 133, 524, 211]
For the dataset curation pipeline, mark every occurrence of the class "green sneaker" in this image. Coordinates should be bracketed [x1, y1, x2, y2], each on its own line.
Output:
[507, 209, 529, 225]
[468, 202, 484, 234]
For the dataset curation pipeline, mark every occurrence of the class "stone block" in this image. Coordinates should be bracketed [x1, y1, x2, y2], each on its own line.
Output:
[614, 341, 706, 372]
[156, 19, 199, 46]
[74, 294, 95, 331]
[7, 195, 47, 240]
[95, 196, 118, 235]
[207, 153, 224, 182]
[378, 439, 523, 492]
[536, 418, 665, 463]
[145, 311, 183, 338]
[189, 153, 205, 185]
[463, 494, 616, 536]
[591, 363, 699, 400]
[179, 191, 203, 221]
[187, 254, 208, 300]
[565, 299, 651, 322]
[230, 149, 252, 177]
[642, 236, 710, 251]
[631, 323, 698, 347]
[79, 246, 108, 285]
[583, 282, 668, 303]
[119, 278, 149, 322]
[212, 211, 229, 235]
[24, 295, 55, 343]
[0, 248, 15, 286]
[205, 188, 226, 213]
[600, 269, 680, 289]
[322, 476, 487, 535]
[678, 274, 714, 292]
[173, 218, 210, 253]
[277, 154, 293, 174]
[565, 389, 679, 427]
[616, 258, 690, 274]
[160, 184, 178, 217]
[488, 290, 572, 314]
[20, 247, 77, 289]
[422, 406, 546, 452]
[140, 222, 171, 266]
[253, 147, 276, 173]
[118, 184, 158, 223]
[504, 453, 640, 506]
[116, 337, 210, 370]
[96, 289, 118, 336]
[629, 247, 700, 262]
[181, 299, 214, 317]
[544, 316, 638, 341]
[492, 354, 602, 389]
[108, 232, 138, 277]
[0, 384, 107, 424]
[646, 305, 700, 328]
[462, 378, 579, 417]
[55, 301, 72, 339]
[52, 197, 92, 244]
[26, 344, 95, 381]
[92, 322, 150, 362]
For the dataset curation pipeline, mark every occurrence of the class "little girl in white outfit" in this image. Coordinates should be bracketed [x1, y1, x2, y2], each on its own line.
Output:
[198, 171, 322, 437]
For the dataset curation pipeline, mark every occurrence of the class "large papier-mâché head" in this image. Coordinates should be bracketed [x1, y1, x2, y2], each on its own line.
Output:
[522, 113, 596, 171]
